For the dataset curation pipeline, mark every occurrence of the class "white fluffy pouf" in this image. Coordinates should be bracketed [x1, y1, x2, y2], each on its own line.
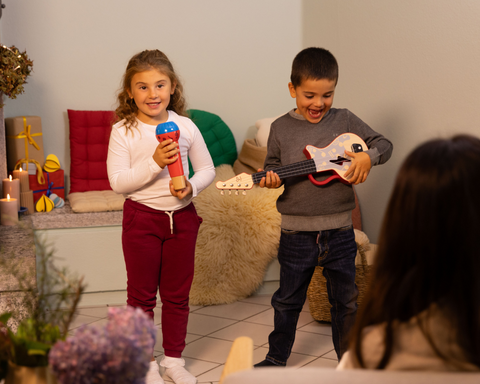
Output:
[190, 164, 284, 305]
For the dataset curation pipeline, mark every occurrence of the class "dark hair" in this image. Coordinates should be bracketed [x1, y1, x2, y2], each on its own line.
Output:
[115, 49, 187, 132]
[290, 47, 338, 88]
[350, 134, 480, 369]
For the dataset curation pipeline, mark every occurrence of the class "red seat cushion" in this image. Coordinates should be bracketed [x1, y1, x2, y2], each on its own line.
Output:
[68, 110, 116, 193]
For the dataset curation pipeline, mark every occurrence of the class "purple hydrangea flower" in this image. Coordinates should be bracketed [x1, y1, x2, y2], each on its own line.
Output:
[49, 306, 156, 384]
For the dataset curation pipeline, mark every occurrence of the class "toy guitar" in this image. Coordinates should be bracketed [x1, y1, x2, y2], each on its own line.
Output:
[216, 133, 367, 195]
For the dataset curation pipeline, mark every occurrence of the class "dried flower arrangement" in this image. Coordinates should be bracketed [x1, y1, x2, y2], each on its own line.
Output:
[0, 224, 156, 383]
[0, 223, 86, 379]
[49, 306, 156, 384]
[0, 45, 33, 107]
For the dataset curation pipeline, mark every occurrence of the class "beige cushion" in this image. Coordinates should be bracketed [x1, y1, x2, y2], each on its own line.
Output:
[233, 138, 268, 175]
[255, 116, 280, 147]
[68, 190, 125, 213]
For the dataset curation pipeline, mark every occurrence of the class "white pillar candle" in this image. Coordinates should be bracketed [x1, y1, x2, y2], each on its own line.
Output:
[0, 194, 19, 226]
[3, 175, 20, 211]
[13, 167, 30, 192]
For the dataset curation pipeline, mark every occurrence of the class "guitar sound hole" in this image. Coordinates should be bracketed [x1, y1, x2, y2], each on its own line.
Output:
[329, 156, 350, 165]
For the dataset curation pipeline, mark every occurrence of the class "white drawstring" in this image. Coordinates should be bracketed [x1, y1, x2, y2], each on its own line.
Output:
[165, 211, 174, 234]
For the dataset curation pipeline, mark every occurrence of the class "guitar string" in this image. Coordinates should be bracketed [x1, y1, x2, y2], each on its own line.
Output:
[251, 159, 318, 184]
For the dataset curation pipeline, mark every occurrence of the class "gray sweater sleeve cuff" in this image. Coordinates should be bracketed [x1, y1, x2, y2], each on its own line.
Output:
[365, 147, 380, 166]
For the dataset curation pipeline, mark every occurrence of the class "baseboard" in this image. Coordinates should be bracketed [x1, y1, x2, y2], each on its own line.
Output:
[76, 258, 282, 307]
[78, 290, 127, 307]
[78, 281, 281, 308]
[253, 281, 280, 295]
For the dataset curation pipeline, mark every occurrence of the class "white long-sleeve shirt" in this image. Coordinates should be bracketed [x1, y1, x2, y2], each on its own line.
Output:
[107, 110, 215, 211]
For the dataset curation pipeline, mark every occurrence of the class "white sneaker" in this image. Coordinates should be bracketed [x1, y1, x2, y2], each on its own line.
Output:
[160, 356, 197, 384]
[146, 360, 165, 384]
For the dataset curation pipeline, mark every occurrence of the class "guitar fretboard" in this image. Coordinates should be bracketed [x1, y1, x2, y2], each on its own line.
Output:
[252, 159, 317, 184]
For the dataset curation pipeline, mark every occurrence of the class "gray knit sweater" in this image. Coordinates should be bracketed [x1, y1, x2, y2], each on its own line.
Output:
[264, 108, 393, 231]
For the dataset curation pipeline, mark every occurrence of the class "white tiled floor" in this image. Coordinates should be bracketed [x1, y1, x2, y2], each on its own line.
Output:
[72, 293, 337, 383]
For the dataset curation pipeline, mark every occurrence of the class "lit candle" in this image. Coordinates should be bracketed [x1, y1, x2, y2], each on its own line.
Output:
[13, 167, 30, 192]
[0, 194, 19, 226]
[3, 175, 20, 211]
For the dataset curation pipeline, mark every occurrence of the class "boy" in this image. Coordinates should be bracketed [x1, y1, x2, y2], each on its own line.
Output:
[255, 47, 393, 366]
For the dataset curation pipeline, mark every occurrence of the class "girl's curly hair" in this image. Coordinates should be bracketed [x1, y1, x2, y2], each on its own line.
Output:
[115, 50, 187, 132]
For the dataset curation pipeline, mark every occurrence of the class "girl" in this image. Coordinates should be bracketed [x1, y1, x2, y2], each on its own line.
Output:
[107, 50, 215, 384]
[338, 134, 480, 371]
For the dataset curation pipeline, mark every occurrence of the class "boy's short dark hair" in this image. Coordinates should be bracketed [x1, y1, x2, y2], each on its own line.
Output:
[290, 47, 339, 88]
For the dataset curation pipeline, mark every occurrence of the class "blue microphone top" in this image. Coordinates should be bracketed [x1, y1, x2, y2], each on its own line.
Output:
[156, 121, 179, 135]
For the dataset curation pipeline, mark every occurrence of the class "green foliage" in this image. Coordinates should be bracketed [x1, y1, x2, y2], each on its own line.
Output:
[0, 223, 86, 376]
[0, 45, 33, 107]
[0, 314, 12, 379]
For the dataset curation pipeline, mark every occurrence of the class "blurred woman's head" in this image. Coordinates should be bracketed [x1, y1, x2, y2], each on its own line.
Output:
[351, 134, 480, 368]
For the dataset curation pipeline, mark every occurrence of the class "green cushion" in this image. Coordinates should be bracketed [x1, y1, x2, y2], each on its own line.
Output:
[187, 109, 237, 177]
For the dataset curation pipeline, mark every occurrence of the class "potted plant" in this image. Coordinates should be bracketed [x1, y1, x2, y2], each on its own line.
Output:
[0, 223, 86, 383]
[0, 44, 33, 107]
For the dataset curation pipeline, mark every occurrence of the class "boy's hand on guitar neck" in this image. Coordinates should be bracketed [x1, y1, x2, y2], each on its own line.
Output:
[344, 151, 371, 185]
[257, 169, 282, 189]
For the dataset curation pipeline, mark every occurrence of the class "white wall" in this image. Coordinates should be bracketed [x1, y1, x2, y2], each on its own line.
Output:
[3, 0, 480, 243]
[303, 0, 480, 242]
[1, 0, 302, 190]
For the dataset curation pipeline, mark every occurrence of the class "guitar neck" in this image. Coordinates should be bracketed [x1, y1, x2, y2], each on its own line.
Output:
[252, 159, 317, 184]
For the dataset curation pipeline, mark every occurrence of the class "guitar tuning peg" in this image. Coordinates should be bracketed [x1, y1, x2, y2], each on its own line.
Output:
[228, 191, 232, 196]
[242, 191, 247, 196]
[235, 190, 239, 196]
[220, 191, 224, 196]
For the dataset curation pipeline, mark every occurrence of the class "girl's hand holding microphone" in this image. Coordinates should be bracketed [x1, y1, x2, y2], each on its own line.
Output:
[154, 122, 192, 199]
[168, 178, 192, 200]
[153, 138, 178, 169]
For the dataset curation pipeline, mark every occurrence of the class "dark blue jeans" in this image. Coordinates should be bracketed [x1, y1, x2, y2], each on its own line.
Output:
[266, 226, 358, 365]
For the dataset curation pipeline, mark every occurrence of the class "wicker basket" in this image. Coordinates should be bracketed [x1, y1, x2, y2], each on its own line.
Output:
[307, 244, 372, 322]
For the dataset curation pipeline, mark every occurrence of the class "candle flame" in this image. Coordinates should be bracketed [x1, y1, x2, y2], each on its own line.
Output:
[7, 194, 10, 200]
[9, 175, 12, 181]
[19, 167, 23, 172]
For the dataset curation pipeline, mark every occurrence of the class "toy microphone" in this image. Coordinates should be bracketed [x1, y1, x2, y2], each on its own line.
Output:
[155, 121, 186, 190]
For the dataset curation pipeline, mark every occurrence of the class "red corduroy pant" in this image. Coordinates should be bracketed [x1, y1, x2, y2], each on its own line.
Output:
[122, 199, 202, 357]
